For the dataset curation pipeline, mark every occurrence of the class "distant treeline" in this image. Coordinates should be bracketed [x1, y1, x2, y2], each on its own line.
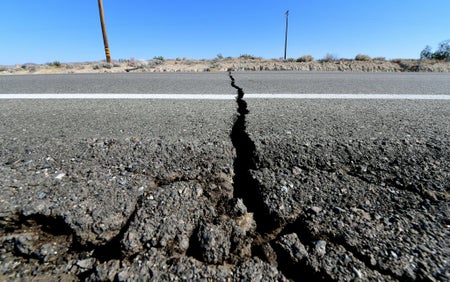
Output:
[420, 40, 450, 60]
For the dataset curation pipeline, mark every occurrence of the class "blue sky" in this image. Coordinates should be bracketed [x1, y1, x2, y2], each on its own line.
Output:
[1, 0, 449, 65]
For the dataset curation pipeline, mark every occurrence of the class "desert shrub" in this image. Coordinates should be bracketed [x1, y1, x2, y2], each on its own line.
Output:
[239, 54, 261, 60]
[286, 58, 296, 62]
[373, 57, 386, 61]
[296, 55, 314, 62]
[153, 56, 165, 61]
[209, 58, 220, 66]
[420, 40, 450, 60]
[127, 58, 137, 67]
[420, 46, 433, 60]
[434, 40, 450, 60]
[47, 61, 61, 67]
[321, 53, 338, 62]
[216, 53, 224, 59]
[355, 54, 372, 61]
[21, 64, 37, 72]
[239, 54, 252, 59]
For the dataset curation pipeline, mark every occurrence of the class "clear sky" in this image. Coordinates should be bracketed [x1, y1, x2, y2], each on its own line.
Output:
[1, 0, 449, 65]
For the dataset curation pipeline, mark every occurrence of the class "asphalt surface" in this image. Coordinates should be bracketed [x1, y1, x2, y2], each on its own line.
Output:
[1, 72, 450, 94]
[0, 72, 449, 281]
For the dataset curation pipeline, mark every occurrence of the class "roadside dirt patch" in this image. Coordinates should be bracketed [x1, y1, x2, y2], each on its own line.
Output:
[1, 58, 449, 75]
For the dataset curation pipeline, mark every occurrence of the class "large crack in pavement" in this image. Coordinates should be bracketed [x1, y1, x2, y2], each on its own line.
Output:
[1, 77, 448, 281]
[225, 72, 444, 281]
[228, 72, 276, 233]
[227, 72, 329, 281]
[0, 73, 404, 281]
[227, 73, 355, 281]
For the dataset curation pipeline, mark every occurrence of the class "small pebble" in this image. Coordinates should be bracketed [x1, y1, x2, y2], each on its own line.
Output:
[315, 240, 327, 256]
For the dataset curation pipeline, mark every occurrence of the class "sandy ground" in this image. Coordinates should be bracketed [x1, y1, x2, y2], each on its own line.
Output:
[1, 58, 450, 75]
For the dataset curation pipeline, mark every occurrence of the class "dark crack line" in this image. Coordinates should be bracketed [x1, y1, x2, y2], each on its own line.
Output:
[229, 72, 245, 106]
[228, 72, 276, 234]
[228, 72, 398, 281]
[92, 194, 144, 262]
[0, 197, 145, 279]
[227, 74, 336, 280]
[0, 213, 74, 262]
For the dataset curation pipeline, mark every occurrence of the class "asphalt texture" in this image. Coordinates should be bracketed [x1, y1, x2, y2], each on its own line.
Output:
[0, 72, 449, 281]
[1, 72, 450, 94]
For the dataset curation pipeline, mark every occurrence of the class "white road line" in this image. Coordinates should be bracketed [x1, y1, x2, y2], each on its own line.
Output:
[0, 94, 236, 100]
[0, 94, 450, 100]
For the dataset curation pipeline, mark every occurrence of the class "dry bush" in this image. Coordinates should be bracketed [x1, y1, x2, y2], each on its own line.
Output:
[321, 53, 338, 62]
[355, 54, 372, 61]
[296, 55, 314, 62]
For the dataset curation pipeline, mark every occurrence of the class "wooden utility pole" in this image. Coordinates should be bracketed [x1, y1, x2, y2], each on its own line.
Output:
[98, 0, 111, 63]
[284, 10, 289, 60]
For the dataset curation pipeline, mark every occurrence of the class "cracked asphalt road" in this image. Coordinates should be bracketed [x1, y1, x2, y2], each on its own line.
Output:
[0, 72, 449, 281]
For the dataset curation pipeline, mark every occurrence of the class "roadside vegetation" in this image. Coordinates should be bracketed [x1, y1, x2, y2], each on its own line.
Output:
[239, 54, 262, 60]
[420, 40, 450, 61]
[2, 41, 450, 74]
[355, 54, 371, 61]
[296, 55, 314, 62]
[47, 61, 62, 67]
[319, 53, 339, 62]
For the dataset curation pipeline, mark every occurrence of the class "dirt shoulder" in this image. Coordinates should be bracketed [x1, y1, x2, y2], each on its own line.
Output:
[1, 58, 450, 75]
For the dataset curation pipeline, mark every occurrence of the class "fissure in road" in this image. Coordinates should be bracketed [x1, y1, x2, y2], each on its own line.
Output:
[1, 73, 446, 281]
[228, 72, 324, 281]
[228, 72, 274, 232]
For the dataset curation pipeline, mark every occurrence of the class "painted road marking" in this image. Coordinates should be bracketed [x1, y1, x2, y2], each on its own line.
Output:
[0, 94, 450, 100]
